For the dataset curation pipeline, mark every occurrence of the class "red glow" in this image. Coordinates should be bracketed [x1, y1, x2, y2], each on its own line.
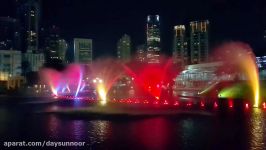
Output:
[245, 103, 249, 109]
[229, 100, 233, 108]
[127, 99, 132, 103]
[200, 101, 205, 107]
[143, 100, 149, 104]
[173, 101, 179, 106]
[153, 101, 159, 105]
[186, 102, 192, 107]
[124, 59, 179, 103]
[135, 100, 140, 104]
[163, 100, 169, 105]
[263, 102, 266, 109]
[214, 102, 218, 108]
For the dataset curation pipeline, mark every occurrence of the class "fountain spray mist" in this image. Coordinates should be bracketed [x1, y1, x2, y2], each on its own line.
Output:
[214, 42, 260, 107]
[90, 58, 125, 104]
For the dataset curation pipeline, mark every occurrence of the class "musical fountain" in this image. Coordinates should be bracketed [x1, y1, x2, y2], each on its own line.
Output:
[40, 42, 264, 115]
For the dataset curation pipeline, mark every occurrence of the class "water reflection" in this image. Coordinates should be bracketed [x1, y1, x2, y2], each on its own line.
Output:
[1, 101, 266, 150]
[181, 119, 194, 147]
[89, 120, 110, 146]
[0, 108, 9, 134]
[250, 108, 265, 150]
[132, 118, 170, 150]
[70, 120, 86, 141]
[46, 115, 61, 139]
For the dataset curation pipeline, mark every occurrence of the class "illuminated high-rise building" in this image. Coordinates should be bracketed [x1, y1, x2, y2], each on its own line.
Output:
[74, 38, 93, 64]
[136, 44, 146, 62]
[117, 34, 131, 62]
[43, 26, 68, 63]
[17, 0, 40, 53]
[146, 15, 161, 63]
[0, 17, 20, 50]
[173, 25, 188, 66]
[190, 20, 209, 64]
[57, 39, 68, 62]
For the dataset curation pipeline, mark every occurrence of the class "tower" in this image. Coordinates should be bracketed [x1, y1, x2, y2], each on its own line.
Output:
[74, 38, 93, 64]
[117, 34, 131, 62]
[146, 15, 161, 64]
[17, 0, 40, 53]
[136, 44, 146, 63]
[190, 20, 209, 64]
[173, 25, 188, 66]
[43, 25, 68, 63]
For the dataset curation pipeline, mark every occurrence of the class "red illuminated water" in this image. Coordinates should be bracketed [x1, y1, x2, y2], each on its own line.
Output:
[123, 58, 180, 102]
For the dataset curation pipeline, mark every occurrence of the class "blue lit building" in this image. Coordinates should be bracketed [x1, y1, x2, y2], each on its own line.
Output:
[256, 56, 266, 80]
[256, 56, 266, 69]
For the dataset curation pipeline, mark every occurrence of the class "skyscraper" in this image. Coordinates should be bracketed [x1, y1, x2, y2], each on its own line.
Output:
[57, 39, 68, 62]
[43, 26, 68, 63]
[189, 20, 209, 64]
[146, 15, 161, 64]
[117, 34, 131, 62]
[74, 38, 93, 64]
[173, 25, 188, 66]
[0, 17, 20, 50]
[17, 0, 44, 74]
[136, 44, 146, 63]
[17, 0, 40, 53]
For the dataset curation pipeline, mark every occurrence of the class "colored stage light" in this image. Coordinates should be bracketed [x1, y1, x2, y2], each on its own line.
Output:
[214, 102, 218, 108]
[173, 101, 179, 106]
[245, 103, 249, 109]
[229, 100, 233, 108]
[262, 102, 266, 109]
[153, 101, 159, 105]
[200, 101, 205, 107]
[163, 100, 169, 105]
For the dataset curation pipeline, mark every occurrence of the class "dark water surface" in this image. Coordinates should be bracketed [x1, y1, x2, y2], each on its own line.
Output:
[0, 98, 265, 150]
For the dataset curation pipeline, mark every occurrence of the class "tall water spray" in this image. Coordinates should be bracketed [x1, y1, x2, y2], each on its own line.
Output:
[214, 42, 260, 107]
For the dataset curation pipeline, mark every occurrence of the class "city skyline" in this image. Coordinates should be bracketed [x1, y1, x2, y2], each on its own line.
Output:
[0, 0, 266, 58]
[0, 1, 266, 149]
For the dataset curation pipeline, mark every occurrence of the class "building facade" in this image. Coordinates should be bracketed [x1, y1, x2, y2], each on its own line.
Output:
[117, 34, 131, 62]
[0, 17, 20, 50]
[22, 52, 44, 72]
[136, 44, 146, 63]
[256, 56, 266, 80]
[0, 50, 22, 81]
[74, 38, 93, 64]
[43, 26, 67, 63]
[173, 25, 188, 66]
[57, 39, 68, 62]
[189, 20, 209, 64]
[17, 0, 40, 53]
[256, 56, 266, 69]
[146, 15, 161, 63]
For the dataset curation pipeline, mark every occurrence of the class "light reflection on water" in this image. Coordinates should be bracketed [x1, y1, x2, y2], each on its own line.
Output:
[1, 104, 266, 149]
[89, 120, 110, 145]
[47, 115, 61, 139]
[250, 108, 265, 150]
[130, 118, 170, 150]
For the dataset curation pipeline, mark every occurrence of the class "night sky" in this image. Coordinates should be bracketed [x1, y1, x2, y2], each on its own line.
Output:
[1, 0, 266, 58]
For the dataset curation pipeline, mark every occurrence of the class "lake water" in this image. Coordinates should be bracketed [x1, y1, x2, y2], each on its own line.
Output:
[0, 98, 265, 150]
